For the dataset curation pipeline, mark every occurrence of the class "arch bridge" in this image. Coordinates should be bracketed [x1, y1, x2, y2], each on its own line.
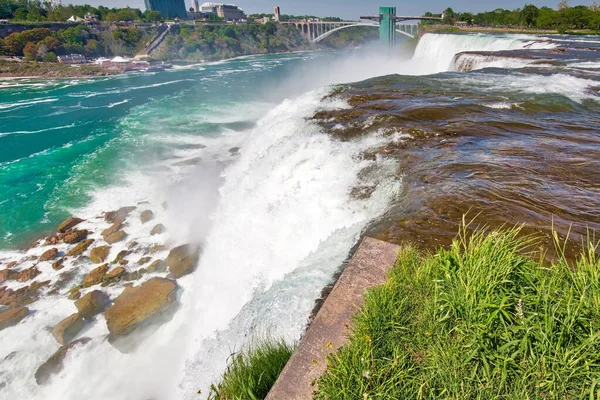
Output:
[283, 20, 419, 42]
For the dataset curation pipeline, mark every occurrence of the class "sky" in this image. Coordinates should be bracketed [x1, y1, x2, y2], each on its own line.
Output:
[69, 0, 592, 20]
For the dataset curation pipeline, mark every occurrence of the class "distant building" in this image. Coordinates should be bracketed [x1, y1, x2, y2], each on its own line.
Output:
[193, 0, 199, 12]
[199, 2, 245, 20]
[274, 6, 280, 22]
[57, 54, 86, 64]
[144, 0, 187, 19]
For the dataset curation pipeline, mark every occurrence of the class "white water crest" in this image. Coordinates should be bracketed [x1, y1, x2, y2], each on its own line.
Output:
[413, 33, 557, 73]
[452, 53, 550, 72]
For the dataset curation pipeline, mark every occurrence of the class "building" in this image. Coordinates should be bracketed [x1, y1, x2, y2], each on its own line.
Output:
[193, 0, 199, 12]
[144, 0, 187, 20]
[199, 3, 245, 20]
[274, 6, 280, 22]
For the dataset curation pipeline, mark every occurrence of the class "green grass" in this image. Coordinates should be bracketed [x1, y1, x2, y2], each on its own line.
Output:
[316, 224, 600, 399]
[207, 338, 295, 400]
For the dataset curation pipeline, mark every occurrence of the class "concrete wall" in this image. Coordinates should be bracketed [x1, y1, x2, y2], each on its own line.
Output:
[266, 237, 399, 400]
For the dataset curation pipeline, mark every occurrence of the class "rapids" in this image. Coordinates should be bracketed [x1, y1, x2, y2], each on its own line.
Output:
[0, 33, 599, 399]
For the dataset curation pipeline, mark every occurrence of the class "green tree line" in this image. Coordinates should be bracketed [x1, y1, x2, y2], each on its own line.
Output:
[426, 1, 600, 32]
[0, 0, 162, 23]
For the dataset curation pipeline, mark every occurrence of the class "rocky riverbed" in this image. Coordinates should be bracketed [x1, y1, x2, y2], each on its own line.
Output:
[0, 205, 200, 386]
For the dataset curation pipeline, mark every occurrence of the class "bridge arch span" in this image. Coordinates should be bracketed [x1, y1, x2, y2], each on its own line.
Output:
[312, 22, 414, 43]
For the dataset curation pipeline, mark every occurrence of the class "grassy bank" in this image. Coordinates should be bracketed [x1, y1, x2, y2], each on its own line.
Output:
[208, 338, 294, 400]
[316, 225, 600, 399]
[0, 59, 117, 77]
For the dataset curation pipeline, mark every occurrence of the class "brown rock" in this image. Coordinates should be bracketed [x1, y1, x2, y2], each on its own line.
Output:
[118, 259, 129, 266]
[104, 278, 178, 349]
[0, 306, 29, 330]
[138, 257, 152, 265]
[62, 230, 88, 244]
[82, 264, 108, 288]
[39, 248, 59, 262]
[75, 290, 110, 319]
[112, 250, 130, 264]
[52, 259, 64, 271]
[89, 246, 110, 264]
[67, 239, 95, 257]
[104, 267, 125, 281]
[35, 338, 90, 385]
[150, 244, 167, 253]
[17, 267, 41, 283]
[150, 224, 166, 236]
[52, 313, 85, 345]
[6, 261, 18, 269]
[166, 244, 200, 279]
[0, 269, 19, 284]
[44, 233, 61, 246]
[68, 290, 81, 300]
[147, 260, 167, 273]
[101, 217, 123, 238]
[140, 210, 154, 224]
[104, 206, 136, 223]
[105, 231, 126, 244]
[57, 217, 84, 234]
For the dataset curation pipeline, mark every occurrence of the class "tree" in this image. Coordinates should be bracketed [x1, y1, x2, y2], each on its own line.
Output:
[45, 51, 57, 62]
[36, 43, 48, 60]
[23, 41, 38, 61]
[13, 7, 28, 20]
[521, 4, 539, 27]
[442, 7, 455, 24]
[143, 10, 162, 22]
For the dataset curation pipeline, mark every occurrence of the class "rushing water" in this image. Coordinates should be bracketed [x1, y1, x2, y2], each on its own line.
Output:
[0, 33, 599, 399]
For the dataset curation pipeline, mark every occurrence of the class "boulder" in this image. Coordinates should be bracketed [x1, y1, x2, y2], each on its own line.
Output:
[140, 210, 154, 224]
[89, 246, 110, 264]
[138, 257, 151, 265]
[74, 290, 110, 319]
[150, 224, 166, 236]
[150, 244, 167, 253]
[104, 206, 136, 223]
[39, 248, 59, 262]
[0, 269, 19, 284]
[112, 250, 130, 264]
[105, 231, 126, 244]
[104, 267, 125, 281]
[67, 239, 94, 257]
[35, 338, 90, 385]
[52, 259, 64, 271]
[57, 217, 84, 234]
[166, 244, 200, 279]
[104, 278, 178, 350]
[102, 217, 123, 238]
[17, 267, 41, 283]
[62, 230, 88, 244]
[0, 306, 29, 330]
[44, 233, 61, 246]
[52, 313, 85, 345]
[68, 290, 81, 300]
[82, 264, 108, 288]
[147, 260, 167, 274]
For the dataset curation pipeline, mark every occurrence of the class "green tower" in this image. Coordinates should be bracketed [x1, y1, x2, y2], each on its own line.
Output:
[379, 6, 396, 50]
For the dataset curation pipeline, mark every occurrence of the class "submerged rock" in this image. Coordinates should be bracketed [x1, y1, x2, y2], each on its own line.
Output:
[67, 239, 95, 257]
[104, 207, 136, 224]
[39, 248, 59, 262]
[140, 210, 154, 224]
[166, 244, 200, 279]
[82, 264, 108, 288]
[62, 230, 88, 244]
[35, 337, 90, 385]
[147, 259, 167, 274]
[104, 278, 178, 351]
[89, 246, 110, 264]
[138, 257, 151, 265]
[105, 230, 127, 244]
[52, 313, 85, 345]
[75, 290, 110, 319]
[150, 224, 166, 236]
[0, 306, 29, 330]
[57, 217, 84, 234]
[112, 250, 130, 264]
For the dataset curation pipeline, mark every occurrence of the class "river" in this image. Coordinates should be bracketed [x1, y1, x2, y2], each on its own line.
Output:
[0, 33, 599, 399]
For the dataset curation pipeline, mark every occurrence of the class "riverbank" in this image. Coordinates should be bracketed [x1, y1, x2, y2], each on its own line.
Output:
[0, 60, 119, 78]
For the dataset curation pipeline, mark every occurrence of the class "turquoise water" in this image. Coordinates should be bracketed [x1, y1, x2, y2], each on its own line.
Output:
[0, 53, 321, 248]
